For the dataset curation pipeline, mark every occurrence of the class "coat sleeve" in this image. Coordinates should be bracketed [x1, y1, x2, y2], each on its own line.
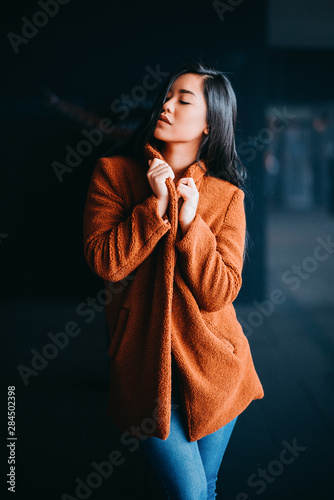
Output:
[175, 188, 246, 312]
[83, 157, 172, 281]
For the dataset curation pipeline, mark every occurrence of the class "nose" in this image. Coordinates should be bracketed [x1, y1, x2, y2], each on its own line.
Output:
[162, 102, 170, 113]
[162, 97, 173, 113]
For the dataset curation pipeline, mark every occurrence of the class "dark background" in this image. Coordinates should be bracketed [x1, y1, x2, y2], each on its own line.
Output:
[1, 0, 334, 499]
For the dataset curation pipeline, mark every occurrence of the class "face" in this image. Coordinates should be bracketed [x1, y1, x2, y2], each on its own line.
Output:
[153, 73, 209, 147]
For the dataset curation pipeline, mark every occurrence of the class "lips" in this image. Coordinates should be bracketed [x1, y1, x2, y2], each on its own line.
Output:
[158, 114, 171, 125]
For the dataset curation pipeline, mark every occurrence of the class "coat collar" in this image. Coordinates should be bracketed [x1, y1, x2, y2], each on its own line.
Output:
[143, 140, 208, 188]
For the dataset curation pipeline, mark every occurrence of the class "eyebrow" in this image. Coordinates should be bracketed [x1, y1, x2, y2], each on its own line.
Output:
[169, 88, 197, 98]
[179, 89, 197, 98]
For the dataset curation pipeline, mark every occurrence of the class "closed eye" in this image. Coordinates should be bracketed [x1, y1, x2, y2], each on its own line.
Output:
[164, 97, 190, 105]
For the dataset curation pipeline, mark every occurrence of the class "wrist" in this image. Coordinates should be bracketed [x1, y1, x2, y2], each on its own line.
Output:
[180, 221, 191, 235]
[179, 213, 196, 235]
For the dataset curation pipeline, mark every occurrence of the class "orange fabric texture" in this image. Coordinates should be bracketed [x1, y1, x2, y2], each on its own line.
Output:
[83, 140, 264, 442]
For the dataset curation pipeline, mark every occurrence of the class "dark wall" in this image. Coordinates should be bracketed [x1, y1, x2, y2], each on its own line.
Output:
[1, 0, 269, 302]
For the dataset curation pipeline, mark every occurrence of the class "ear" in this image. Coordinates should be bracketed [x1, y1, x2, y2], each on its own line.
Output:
[203, 126, 209, 135]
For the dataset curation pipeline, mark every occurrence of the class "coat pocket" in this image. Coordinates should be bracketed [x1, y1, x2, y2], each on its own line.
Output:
[108, 307, 129, 359]
[200, 312, 237, 355]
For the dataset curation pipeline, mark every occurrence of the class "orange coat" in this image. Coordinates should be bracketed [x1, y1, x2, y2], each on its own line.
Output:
[83, 140, 264, 442]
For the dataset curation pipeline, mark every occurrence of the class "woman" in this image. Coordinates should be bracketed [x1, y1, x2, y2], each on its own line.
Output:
[83, 61, 264, 499]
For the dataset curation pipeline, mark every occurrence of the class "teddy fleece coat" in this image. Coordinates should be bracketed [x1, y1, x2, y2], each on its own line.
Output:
[83, 140, 264, 442]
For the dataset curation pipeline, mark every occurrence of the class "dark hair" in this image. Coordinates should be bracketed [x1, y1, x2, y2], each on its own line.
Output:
[103, 60, 248, 189]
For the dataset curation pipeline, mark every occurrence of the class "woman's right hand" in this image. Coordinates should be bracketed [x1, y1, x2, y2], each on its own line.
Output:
[147, 159, 175, 217]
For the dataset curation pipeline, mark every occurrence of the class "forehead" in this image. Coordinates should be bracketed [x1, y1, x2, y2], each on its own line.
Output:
[169, 73, 205, 94]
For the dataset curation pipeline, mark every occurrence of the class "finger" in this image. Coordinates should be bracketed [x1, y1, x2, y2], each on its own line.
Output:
[148, 163, 170, 176]
[176, 183, 194, 193]
[181, 177, 195, 186]
[176, 184, 193, 200]
[152, 170, 174, 182]
[149, 159, 168, 168]
[151, 163, 170, 173]
[177, 177, 196, 187]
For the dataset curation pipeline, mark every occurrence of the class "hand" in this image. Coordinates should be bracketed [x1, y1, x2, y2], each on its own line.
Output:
[176, 178, 199, 234]
[147, 158, 175, 198]
[147, 158, 175, 218]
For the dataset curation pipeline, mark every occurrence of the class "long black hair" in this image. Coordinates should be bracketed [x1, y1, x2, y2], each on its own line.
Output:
[103, 60, 248, 190]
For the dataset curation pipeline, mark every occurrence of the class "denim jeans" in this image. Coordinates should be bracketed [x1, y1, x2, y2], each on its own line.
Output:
[140, 355, 238, 499]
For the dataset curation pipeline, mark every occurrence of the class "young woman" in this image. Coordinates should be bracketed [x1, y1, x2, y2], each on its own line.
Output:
[83, 61, 264, 499]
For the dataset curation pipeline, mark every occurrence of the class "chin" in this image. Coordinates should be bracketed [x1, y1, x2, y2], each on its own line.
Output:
[153, 129, 168, 141]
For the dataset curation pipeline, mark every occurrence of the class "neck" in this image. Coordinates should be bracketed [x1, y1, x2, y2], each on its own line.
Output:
[159, 142, 200, 182]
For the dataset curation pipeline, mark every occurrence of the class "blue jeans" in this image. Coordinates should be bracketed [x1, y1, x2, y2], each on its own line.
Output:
[140, 356, 238, 499]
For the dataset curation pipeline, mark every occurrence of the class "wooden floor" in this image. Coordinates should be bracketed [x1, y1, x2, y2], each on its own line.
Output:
[3, 208, 334, 499]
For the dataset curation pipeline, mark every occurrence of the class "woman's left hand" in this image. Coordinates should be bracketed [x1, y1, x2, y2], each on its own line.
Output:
[176, 178, 199, 235]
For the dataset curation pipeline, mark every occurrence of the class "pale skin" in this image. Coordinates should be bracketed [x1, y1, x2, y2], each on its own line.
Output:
[146, 73, 209, 235]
